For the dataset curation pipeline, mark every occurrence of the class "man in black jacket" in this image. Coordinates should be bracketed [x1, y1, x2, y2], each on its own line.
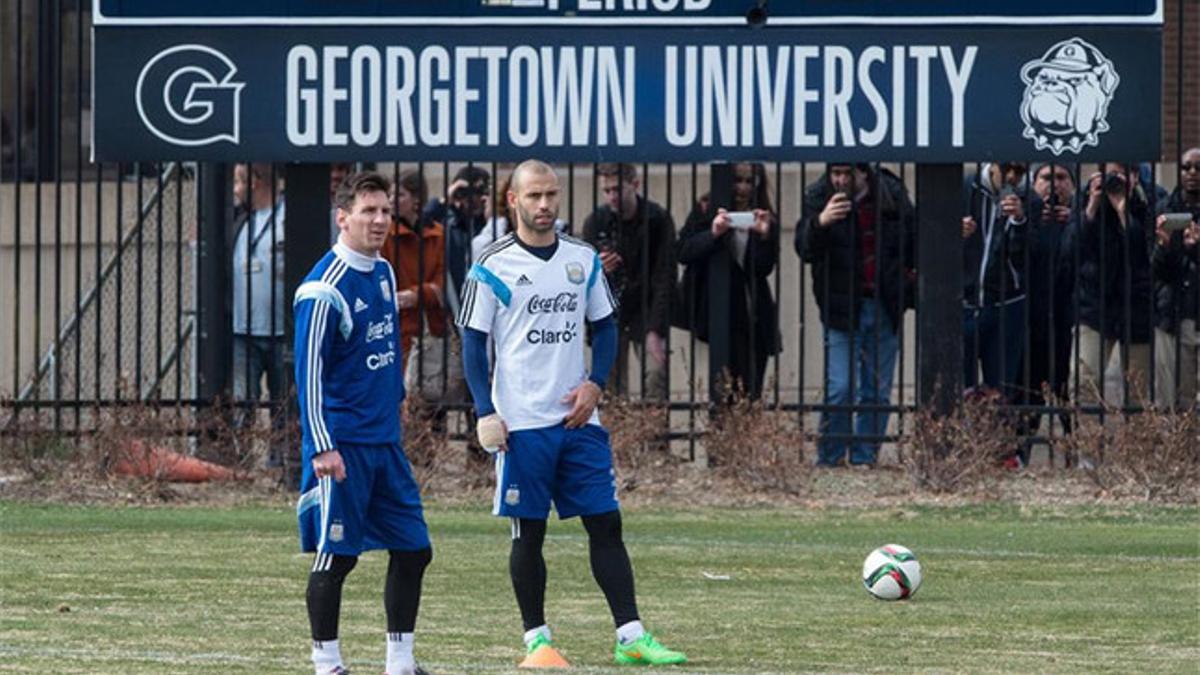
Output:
[961, 162, 1029, 398]
[796, 163, 915, 467]
[583, 163, 676, 400]
[1064, 162, 1155, 411]
[1153, 147, 1200, 411]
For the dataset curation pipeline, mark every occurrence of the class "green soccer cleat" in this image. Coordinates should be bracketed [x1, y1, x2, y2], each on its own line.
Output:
[613, 632, 687, 666]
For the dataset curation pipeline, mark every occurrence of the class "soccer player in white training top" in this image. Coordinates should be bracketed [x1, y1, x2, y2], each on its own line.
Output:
[458, 159, 687, 668]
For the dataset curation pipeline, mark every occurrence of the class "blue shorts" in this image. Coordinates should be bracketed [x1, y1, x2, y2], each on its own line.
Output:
[297, 442, 430, 555]
[493, 423, 619, 520]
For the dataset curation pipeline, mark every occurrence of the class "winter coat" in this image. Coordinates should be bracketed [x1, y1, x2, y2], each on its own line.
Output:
[794, 168, 916, 332]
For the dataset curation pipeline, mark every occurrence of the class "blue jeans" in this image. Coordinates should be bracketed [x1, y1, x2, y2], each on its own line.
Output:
[963, 299, 1026, 395]
[818, 300, 900, 466]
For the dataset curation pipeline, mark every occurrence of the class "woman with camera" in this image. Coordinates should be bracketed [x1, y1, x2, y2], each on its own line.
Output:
[1064, 162, 1155, 413]
[676, 162, 779, 403]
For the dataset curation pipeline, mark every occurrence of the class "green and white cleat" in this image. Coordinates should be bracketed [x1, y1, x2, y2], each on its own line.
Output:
[613, 632, 687, 666]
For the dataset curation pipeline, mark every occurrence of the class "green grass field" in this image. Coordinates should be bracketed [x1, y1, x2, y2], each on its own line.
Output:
[1, 500, 1197, 674]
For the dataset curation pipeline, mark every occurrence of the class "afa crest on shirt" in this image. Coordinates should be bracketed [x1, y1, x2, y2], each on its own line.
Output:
[329, 521, 345, 543]
[565, 262, 585, 285]
[379, 278, 391, 301]
[505, 488, 521, 506]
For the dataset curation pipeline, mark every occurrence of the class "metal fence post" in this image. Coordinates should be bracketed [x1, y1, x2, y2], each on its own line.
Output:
[284, 163, 332, 349]
[707, 163, 734, 403]
[916, 163, 964, 415]
[197, 162, 231, 403]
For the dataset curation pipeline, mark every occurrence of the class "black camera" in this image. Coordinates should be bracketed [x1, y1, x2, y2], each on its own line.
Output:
[452, 183, 486, 201]
[1103, 172, 1127, 196]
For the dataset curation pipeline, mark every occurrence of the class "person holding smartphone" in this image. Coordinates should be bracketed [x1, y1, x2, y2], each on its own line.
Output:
[1152, 147, 1200, 411]
[676, 163, 779, 403]
[1013, 163, 1080, 460]
[960, 162, 1030, 412]
[796, 163, 915, 468]
[583, 163, 676, 401]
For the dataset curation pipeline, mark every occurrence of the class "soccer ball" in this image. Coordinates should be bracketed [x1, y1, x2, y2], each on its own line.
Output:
[862, 544, 922, 600]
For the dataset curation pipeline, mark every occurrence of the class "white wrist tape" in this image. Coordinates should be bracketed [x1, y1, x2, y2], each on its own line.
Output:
[477, 414, 507, 453]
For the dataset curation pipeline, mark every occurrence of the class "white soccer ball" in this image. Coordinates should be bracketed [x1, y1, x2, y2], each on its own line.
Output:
[862, 544, 922, 600]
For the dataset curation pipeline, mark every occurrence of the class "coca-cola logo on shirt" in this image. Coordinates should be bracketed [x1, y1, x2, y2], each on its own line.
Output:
[526, 292, 579, 315]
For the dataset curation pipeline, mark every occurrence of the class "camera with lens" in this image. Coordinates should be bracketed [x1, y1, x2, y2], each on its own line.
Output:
[1103, 172, 1127, 196]
[452, 182, 488, 200]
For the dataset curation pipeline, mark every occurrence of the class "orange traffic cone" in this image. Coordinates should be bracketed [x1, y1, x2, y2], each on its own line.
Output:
[519, 644, 571, 669]
[111, 440, 237, 482]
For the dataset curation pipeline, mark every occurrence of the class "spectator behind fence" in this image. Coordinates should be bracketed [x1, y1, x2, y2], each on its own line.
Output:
[961, 162, 1029, 399]
[797, 163, 915, 468]
[1152, 147, 1200, 411]
[1013, 162, 1080, 462]
[676, 163, 779, 400]
[426, 165, 491, 294]
[328, 162, 353, 244]
[230, 162, 291, 475]
[471, 172, 569, 262]
[583, 163, 676, 401]
[1063, 162, 1155, 412]
[381, 171, 446, 359]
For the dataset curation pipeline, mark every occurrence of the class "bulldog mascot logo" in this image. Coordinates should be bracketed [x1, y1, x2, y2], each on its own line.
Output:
[1020, 38, 1119, 156]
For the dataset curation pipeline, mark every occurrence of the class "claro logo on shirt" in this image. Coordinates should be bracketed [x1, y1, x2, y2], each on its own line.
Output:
[366, 347, 397, 371]
[527, 321, 578, 345]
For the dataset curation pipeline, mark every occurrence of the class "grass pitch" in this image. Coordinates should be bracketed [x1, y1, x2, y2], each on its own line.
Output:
[1, 500, 1197, 673]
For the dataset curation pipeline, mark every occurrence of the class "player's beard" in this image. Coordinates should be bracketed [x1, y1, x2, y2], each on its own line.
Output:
[517, 202, 557, 235]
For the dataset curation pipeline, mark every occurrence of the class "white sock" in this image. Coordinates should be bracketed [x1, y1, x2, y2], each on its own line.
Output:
[311, 638, 342, 674]
[385, 632, 414, 674]
[524, 624, 552, 648]
[616, 620, 645, 645]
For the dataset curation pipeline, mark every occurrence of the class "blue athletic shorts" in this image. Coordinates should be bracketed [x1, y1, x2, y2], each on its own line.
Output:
[493, 423, 619, 519]
[297, 442, 430, 555]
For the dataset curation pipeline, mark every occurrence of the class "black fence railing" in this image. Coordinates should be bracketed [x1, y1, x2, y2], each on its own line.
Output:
[1, 3, 1197, 472]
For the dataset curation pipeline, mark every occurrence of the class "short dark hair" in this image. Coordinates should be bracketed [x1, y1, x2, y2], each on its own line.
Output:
[453, 165, 491, 188]
[335, 171, 391, 212]
[596, 163, 638, 182]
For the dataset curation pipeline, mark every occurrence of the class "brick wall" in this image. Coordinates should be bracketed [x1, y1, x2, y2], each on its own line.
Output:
[1162, 0, 1200, 159]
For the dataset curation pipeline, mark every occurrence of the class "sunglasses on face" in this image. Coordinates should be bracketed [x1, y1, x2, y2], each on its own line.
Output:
[1182, 163, 1199, 173]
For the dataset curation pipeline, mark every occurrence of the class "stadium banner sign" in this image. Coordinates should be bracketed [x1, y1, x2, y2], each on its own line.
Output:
[93, 27, 1162, 162]
[94, 0, 1162, 26]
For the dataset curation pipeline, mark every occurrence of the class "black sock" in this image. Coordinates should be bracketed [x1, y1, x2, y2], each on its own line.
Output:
[509, 518, 548, 631]
[582, 510, 640, 628]
[307, 554, 358, 641]
[385, 547, 433, 634]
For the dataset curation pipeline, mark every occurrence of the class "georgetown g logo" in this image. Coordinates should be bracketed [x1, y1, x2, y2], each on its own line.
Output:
[1019, 38, 1119, 156]
[135, 45, 244, 147]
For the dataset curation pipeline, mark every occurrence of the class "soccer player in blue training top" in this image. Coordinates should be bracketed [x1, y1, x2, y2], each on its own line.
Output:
[294, 171, 432, 675]
[458, 159, 687, 668]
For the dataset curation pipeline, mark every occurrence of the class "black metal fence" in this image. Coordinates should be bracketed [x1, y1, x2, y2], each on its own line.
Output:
[2, 3, 1197, 469]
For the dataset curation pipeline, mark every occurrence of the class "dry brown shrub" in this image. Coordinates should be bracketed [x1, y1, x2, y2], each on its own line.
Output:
[0, 408, 76, 481]
[400, 398, 458, 489]
[704, 384, 808, 494]
[900, 392, 1013, 494]
[1063, 401, 1200, 503]
[601, 396, 677, 490]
